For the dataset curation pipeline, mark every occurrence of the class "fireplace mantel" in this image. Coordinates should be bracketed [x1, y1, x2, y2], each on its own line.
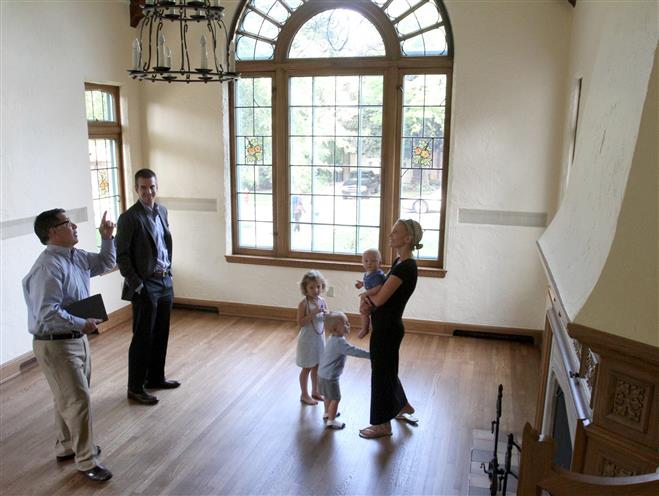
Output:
[535, 285, 659, 477]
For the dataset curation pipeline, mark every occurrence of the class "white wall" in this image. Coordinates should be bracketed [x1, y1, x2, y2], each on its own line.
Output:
[576, 46, 658, 346]
[0, 1, 141, 363]
[140, 1, 570, 330]
[538, 1, 658, 344]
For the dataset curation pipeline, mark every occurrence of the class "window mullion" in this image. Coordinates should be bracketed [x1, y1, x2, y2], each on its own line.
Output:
[274, 68, 289, 257]
[379, 66, 400, 267]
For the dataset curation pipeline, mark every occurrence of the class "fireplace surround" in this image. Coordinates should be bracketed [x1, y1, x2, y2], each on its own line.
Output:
[534, 286, 659, 477]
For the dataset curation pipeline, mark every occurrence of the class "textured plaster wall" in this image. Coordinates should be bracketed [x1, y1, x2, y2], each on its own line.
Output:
[0, 1, 142, 363]
[538, 1, 658, 342]
[575, 47, 658, 346]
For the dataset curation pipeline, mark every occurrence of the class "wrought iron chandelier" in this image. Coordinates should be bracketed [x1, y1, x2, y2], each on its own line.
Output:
[129, 0, 238, 83]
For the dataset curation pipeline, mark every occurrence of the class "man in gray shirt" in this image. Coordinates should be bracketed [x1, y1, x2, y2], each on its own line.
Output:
[23, 209, 115, 481]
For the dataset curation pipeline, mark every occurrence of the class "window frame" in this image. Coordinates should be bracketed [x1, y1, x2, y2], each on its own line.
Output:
[228, 0, 452, 276]
[85, 83, 127, 243]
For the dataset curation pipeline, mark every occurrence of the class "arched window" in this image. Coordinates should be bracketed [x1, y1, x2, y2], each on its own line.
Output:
[229, 0, 453, 275]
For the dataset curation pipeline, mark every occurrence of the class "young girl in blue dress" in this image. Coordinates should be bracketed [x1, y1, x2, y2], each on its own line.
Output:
[296, 270, 329, 405]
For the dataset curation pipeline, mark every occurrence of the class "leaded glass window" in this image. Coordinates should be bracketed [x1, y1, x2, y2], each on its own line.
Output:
[289, 75, 383, 254]
[85, 84, 125, 248]
[230, 0, 453, 272]
[236, 0, 451, 61]
[235, 77, 274, 249]
[399, 74, 446, 259]
[289, 10, 386, 58]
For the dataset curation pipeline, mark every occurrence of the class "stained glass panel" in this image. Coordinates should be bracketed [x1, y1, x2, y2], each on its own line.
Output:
[235, 77, 274, 249]
[399, 73, 446, 260]
[88, 138, 121, 248]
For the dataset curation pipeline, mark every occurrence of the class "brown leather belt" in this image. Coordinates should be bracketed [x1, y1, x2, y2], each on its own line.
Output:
[151, 270, 170, 279]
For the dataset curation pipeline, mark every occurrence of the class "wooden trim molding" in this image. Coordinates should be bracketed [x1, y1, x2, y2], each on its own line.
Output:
[225, 254, 447, 278]
[578, 422, 659, 477]
[0, 351, 37, 385]
[173, 297, 541, 342]
[567, 323, 659, 368]
[535, 314, 554, 430]
[0, 304, 132, 384]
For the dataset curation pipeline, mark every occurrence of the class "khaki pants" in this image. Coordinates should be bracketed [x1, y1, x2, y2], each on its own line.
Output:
[33, 336, 99, 471]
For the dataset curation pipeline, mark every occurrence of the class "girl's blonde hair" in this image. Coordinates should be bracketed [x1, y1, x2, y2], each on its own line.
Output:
[397, 219, 424, 250]
[299, 270, 328, 296]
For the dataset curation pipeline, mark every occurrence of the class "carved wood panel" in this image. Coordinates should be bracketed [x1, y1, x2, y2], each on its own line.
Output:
[609, 373, 652, 428]
[579, 424, 659, 477]
[593, 359, 658, 448]
[566, 323, 659, 477]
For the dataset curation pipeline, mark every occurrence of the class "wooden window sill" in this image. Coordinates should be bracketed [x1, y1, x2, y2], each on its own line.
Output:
[225, 254, 446, 278]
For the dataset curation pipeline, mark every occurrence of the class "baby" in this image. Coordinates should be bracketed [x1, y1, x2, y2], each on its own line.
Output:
[355, 248, 385, 339]
[317, 312, 370, 430]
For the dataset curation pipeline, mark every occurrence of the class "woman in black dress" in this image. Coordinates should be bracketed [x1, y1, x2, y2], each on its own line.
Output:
[359, 219, 423, 439]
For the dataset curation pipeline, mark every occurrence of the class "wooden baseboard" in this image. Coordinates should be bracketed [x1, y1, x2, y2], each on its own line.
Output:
[173, 297, 542, 344]
[98, 304, 132, 334]
[0, 304, 132, 384]
[0, 351, 37, 385]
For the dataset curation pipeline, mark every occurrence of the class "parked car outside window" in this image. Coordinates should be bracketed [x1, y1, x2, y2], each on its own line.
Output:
[341, 170, 380, 197]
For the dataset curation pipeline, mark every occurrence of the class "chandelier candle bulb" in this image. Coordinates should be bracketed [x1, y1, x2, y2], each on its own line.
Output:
[165, 47, 172, 69]
[132, 38, 141, 71]
[157, 33, 166, 67]
[200, 34, 208, 70]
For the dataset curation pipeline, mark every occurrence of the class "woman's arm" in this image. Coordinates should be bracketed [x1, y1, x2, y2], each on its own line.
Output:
[362, 275, 402, 309]
[361, 284, 382, 297]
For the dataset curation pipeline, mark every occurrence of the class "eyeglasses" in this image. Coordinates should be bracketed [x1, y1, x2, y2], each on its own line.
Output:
[52, 219, 72, 228]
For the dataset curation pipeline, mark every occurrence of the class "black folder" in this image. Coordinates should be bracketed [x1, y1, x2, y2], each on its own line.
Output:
[63, 294, 108, 322]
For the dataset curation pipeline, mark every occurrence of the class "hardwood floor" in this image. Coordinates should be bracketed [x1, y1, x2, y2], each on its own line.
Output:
[0, 309, 539, 495]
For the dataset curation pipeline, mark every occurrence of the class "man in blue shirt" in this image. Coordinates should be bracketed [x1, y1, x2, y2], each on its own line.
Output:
[23, 209, 115, 482]
[116, 168, 180, 405]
